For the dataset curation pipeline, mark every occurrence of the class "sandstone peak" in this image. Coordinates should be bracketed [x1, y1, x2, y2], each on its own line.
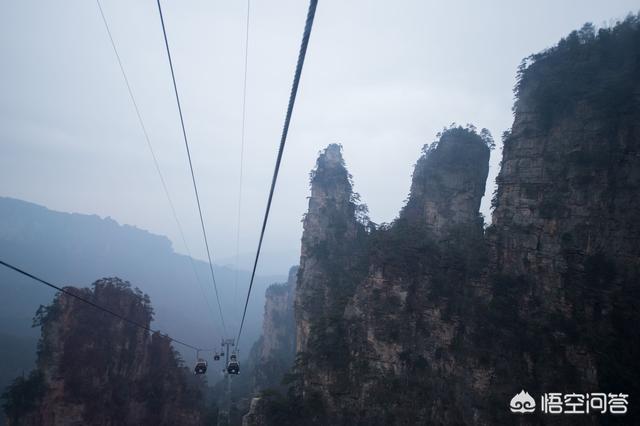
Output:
[401, 125, 490, 236]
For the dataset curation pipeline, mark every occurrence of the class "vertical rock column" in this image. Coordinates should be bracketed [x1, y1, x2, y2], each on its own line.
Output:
[295, 144, 368, 409]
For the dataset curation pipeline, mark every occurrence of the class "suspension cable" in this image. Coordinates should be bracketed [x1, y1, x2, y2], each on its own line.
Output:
[236, 0, 318, 346]
[233, 0, 251, 319]
[0, 259, 202, 351]
[155, 0, 227, 335]
[95, 0, 219, 338]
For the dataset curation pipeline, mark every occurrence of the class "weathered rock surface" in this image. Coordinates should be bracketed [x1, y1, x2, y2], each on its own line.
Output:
[292, 131, 491, 425]
[245, 16, 640, 426]
[252, 266, 298, 393]
[401, 127, 490, 237]
[2, 278, 206, 426]
[237, 268, 298, 425]
[482, 17, 640, 424]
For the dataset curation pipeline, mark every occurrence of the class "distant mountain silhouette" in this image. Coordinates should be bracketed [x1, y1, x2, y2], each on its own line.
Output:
[0, 196, 286, 402]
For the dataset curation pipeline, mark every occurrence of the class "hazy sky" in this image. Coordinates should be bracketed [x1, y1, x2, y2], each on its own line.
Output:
[1, 0, 637, 274]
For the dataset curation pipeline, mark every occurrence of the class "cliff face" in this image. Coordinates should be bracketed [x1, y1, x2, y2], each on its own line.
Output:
[2, 278, 206, 426]
[483, 17, 640, 422]
[291, 131, 491, 425]
[245, 16, 640, 426]
[244, 145, 373, 426]
[294, 145, 370, 410]
[253, 266, 298, 392]
[401, 127, 490, 236]
[348, 129, 491, 425]
[241, 268, 298, 426]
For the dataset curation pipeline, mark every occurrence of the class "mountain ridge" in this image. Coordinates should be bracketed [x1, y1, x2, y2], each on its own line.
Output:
[244, 15, 640, 425]
[0, 195, 285, 415]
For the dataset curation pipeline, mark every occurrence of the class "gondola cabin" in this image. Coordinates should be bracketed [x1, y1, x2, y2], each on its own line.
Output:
[227, 354, 240, 375]
[194, 359, 208, 375]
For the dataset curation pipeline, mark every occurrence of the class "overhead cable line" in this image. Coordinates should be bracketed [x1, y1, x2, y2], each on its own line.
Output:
[94, 0, 219, 337]
[236, 0, 318, 346]
[232, 0, 252, 318]
[0, 259, 201, 351]
[155, 0, 227, 335]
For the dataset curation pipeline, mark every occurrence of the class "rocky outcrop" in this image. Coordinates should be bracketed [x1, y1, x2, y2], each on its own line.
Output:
[246, 15, 640, 426]
[246, 133, 491, 425]
[292, 130, 491, 425]
[294, 144, 370, 411]
[401, 127, 491, 237]
[253, 266, 298, 392]
[244, 144, 373, 426]
[481, 17, 640, 423]
[295, 144, 364, 349]
[238, 268, 298, 425]
[2, 278, 207, 426]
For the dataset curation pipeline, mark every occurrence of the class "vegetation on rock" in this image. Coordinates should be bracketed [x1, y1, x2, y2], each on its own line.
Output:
[1, 278, 212, 426]
[245, 16, 640, 425]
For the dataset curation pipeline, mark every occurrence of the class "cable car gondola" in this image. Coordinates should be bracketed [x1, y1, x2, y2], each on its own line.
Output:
[213, 353, 220, 361]
[194, 359, 207, 375]
[227, 353, 240, 375]
[194, 350, 208, 375]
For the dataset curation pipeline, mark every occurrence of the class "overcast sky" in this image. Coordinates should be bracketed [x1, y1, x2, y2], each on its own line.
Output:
[1, 0, 637, 274]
